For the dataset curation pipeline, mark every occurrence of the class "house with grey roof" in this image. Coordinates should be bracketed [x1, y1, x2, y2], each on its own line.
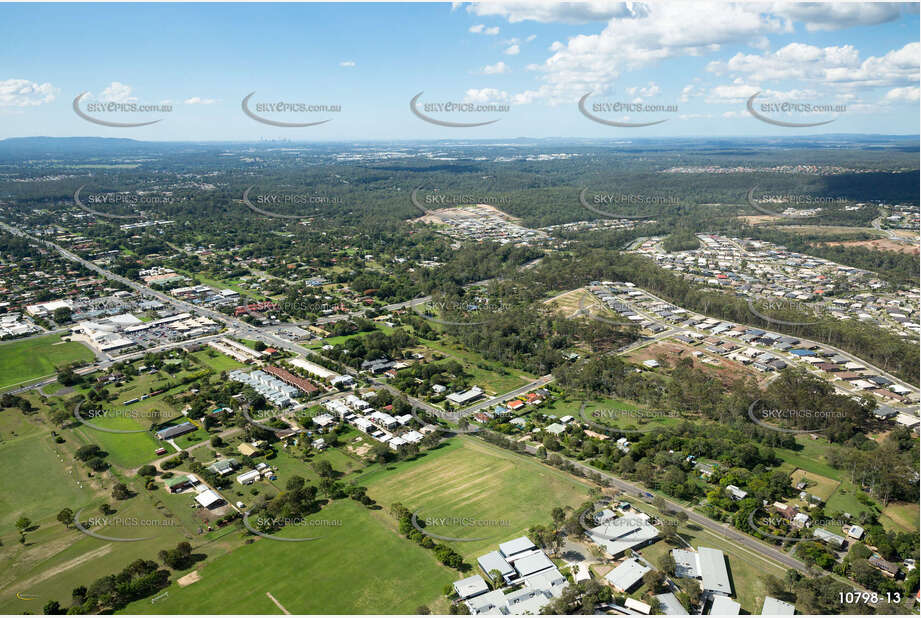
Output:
[672, 547, 732, 598]
[709, 595, 740, 615]
[655, 592, 689, 615]
[604, 558, 650, 592]
[761, 596, 795, 615]
[477, 551, 515, 584]
[453, 575, 489, 601]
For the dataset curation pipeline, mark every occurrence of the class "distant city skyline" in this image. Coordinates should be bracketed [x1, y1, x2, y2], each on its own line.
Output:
[1, 2, 918, 140]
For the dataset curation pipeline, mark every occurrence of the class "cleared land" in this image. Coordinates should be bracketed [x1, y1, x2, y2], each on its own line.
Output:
[0, 334, 94, 390]
[358, 436, 593, 559]
[120, 499, 455, 615]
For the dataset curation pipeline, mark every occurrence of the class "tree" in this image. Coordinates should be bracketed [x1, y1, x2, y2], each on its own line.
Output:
[313, 460, 335, 478]
[57, 508, 74, 528]
[15, 516, 31, 533]
[138, 465, 157, 477]
[42, 600, 64, 615]
[415, 606, 430, 615]
[112, 483, 131, 500]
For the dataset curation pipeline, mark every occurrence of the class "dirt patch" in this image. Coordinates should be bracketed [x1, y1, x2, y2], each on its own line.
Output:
[177, 570, 201, 587]
[738, 215, 782, 224]
[818, 239, 919, 255]
[625, 340, 771, 387]
[11, 544, 112, 592]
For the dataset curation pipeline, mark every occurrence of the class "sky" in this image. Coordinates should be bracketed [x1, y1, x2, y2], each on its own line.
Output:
[1, 1, 919, 140]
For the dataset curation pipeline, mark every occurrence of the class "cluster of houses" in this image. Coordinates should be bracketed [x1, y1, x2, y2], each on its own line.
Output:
[424, 204, 548, 245]
[586, 281, 918, 413]
[471, 389, 549, 424]
[634, 234, 917, 339]
[229, 368, 301, 408]
[320, 393, 427, 450]
[170, 283, 241, 308]
[452, 536, 568, 614]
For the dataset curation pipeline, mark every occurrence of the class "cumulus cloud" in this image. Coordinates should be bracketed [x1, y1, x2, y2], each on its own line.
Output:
[469, 23, 500, 35]
[708, 42, 919, 90]
[339, 60, 356, 67]
[505, 44, 520, 55]
[184, 97, 217, 105]
[468, 1, 639, 24]
[626, 82, 661, 99]
[509, 3, 788, 104]
[482, 61, 510, 74]
[463, 88, 509, 103]
[99, 82, 137, 103]
[0, 78, 57, 107]
[770, 2, 907, 31]
[885, 85, 920, 102]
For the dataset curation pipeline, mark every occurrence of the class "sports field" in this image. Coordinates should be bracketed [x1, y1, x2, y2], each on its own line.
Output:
[358, 437, 593, 559]
[0, 334, 95, 390]
[121, 499, 455, 615]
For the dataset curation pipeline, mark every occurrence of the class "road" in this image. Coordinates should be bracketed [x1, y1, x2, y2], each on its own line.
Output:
[607, 284, 919, 402]
[516, 441, 809, 573]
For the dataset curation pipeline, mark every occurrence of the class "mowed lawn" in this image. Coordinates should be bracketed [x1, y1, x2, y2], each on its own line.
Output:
[0, 434, 94, 534]
[0, 334, 95, 390]
[359, 437, 593, 559]
[121, 499, 455, 615]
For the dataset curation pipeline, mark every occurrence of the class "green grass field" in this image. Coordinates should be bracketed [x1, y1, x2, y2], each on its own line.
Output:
[120, 499, 455, 615]
[358, 437, 593, 559]
[0, 434, 94, 535]
[0, 334, 95, 390]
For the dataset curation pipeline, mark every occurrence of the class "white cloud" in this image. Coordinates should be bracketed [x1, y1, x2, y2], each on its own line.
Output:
[526, 34, 537, 42]
[885, 85, 920, 102]
[99, 82, 137, 103]
[509, 3, 787, 104]
[505, 44, 520, 55]
[0, 78, 57, 107]
[482, 61, 511, 75]
[468, 1, 639, 24]
[469, 23, 499, 35]
[708, 42, 920, 91]
[771, 2, 906, 31]
[184, 97, 217, 105]
[339, 61, 356, 67]
[626, 82, 660, 98]
[463, 88, 509, 103]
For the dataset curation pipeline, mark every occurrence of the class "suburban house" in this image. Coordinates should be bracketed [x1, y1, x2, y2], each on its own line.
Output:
[447, 386, 484, 405]
[194, 489, 224, 509]
[672, 547, 733, 598]
[655, 592, 689, 615]
[604, 558, 650, 592]
[761, 596, 796, 614]
[586, 510, 660, 558]
[725, 485, 748, 500]
[812, 528, 847, 549]
[156, 421, 196, 440]
[466, 536, 568, 614]
[708, 595, 740, 615]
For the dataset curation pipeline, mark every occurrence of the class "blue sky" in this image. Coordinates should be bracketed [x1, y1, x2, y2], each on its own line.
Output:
[1, 2, 918, 140]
